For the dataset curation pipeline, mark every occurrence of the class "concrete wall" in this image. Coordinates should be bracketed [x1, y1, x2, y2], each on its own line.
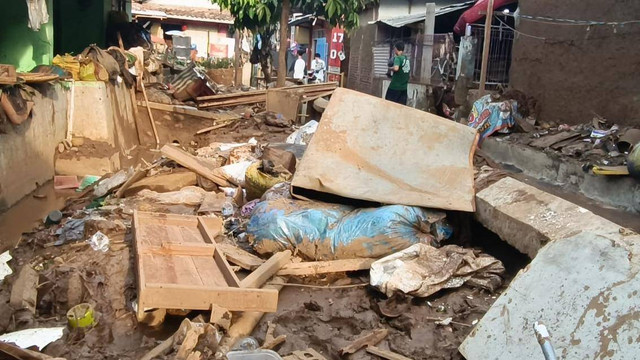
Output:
[378, 0, 411, 19]
[347, 8, 381, 95]
[0, 0, 54, 71]
[0, 84, 68, 210]
[510, 0, 640, 126]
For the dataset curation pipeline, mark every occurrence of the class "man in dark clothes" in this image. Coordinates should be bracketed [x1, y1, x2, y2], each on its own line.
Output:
[385, 42, 410, 105]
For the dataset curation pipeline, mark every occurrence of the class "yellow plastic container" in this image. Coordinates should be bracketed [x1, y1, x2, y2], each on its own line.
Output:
[67, 303, 95, 328]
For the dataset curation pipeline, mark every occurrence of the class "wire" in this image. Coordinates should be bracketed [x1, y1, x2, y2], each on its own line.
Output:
[503, 12, 640, 27]
[494, 15, 546, 40]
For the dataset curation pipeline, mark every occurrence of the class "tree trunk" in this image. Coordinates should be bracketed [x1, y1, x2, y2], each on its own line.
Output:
[234, 31, 242, 87]
[276, 0, 290, 88]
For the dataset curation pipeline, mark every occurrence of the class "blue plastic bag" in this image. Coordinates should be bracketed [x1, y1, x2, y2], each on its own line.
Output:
[247, 198, 452, 260]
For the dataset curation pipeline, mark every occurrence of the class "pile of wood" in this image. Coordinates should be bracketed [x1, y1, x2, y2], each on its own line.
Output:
[196, 82, 339, 109]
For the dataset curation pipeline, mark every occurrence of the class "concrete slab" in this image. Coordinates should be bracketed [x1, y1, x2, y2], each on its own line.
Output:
[72, 81, 116, 145]
[459, 231, 640, 359]
[475, 177, 634, 258]
[462, 176, 640, 359]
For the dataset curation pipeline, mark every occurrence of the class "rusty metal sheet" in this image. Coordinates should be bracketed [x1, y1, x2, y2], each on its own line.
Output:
[291, 88, 479, 212]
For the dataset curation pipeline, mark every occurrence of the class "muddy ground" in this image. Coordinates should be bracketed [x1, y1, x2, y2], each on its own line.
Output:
[0, 114, 529, 359]
[0, 201, 526, 360]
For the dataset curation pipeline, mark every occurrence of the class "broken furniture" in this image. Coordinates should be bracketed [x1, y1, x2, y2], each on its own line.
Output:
[133, 211, 279, 320]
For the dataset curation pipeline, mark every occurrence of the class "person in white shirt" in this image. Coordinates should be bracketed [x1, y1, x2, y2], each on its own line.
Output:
[310, 53, 325, 82]
[293, 52, 306, 82]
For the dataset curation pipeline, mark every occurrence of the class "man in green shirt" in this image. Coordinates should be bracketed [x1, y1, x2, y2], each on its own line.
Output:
[385, 42, 410, 105]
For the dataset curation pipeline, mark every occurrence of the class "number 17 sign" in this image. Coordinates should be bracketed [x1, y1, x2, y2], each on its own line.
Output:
[328, 27, 345, 82]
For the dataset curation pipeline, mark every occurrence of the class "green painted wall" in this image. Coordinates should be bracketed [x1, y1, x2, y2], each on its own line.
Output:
[54, 0, 111, 55]
[0, 0, 54, 72]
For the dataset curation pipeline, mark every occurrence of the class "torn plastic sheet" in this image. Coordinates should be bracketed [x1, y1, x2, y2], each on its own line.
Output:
[0, 326, 65, 350]
[468, 94, 517, 143]
[247, 198, 452, 260]
[0, 251, 12, 283]
[370, 243, 505, 297]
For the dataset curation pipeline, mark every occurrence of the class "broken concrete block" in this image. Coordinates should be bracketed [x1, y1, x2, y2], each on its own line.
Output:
[291, 88, 479, 212]
[459, 232, 640, 359]
[10, 266, 38, 313]
[475, 176, 635, 257]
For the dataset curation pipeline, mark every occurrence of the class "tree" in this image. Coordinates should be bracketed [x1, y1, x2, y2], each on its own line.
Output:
[214, 0, 374, 87]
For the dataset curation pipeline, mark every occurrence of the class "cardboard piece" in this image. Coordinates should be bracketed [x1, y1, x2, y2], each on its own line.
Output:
[291, 88, 479, 212]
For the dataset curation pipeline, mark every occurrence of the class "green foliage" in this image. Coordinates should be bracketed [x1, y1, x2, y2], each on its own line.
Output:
[213, 0, 376, 32]
[214, 0, 281, 31]
[198, 57, 234, 70]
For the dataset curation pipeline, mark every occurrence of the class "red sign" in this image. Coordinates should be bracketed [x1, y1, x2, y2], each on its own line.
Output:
[328, 27, 345, 82]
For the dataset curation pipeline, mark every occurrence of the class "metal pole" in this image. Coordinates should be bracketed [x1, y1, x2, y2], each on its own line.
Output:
[534, 321, 558, 360]
[479, 0, 494, 93]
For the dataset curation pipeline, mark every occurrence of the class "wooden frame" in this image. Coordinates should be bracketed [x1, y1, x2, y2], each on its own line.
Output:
[133, 211, 278, 320]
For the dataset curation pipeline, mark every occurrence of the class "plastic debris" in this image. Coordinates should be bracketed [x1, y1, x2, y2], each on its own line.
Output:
[76, 175, 100, 192]
[0, 251, 12, 283]
[248, 198, 452, 260]
[370, 243, 505, 297]
[87, 231, 110, 252]
[0, 326, 65, 350]
[468, 94, 517, 142]
[54, 217, 87, 246]
[286, 120, 318, 145]
[94, 169, 132, 197]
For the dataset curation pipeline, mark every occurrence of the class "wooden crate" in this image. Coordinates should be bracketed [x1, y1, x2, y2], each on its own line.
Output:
[133, 211, 278, 320]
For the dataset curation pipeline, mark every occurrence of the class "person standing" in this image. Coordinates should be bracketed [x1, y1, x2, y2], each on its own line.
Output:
[293, 50, 307, 83]
[310, 53, 326, 82]
[385, 42, 410, 105]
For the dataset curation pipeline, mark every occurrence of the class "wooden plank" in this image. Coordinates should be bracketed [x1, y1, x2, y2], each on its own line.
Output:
[479, 0, 495, 93]
[339, 329, 389, 355]
[240, 251, 292, 289]
[138, 243, 216, 257]
[197, 89, 267, 102]
[266, 88, 303, 122]
[195, 120, 235, 135]
[277, 258, 375, 276]
[530, 131, 580, 149]
[161, 145, 231, 187]
[366, 346, 413, 360]
[217, 243, 265, 271]
[138, 101, 240, 121]
[115, 167, 148, 198]
[142, 284, 279, 312]
[198, 217, 241, 287]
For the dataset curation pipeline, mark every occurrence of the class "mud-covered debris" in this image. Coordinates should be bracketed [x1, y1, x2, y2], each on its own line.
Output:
[370, 243, 505, 298]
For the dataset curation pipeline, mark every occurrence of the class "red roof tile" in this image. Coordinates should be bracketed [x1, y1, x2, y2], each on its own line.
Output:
[132, 2, 234, 23]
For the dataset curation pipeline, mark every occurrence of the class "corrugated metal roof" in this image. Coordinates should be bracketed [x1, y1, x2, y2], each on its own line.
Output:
[371, 1, 476, 28]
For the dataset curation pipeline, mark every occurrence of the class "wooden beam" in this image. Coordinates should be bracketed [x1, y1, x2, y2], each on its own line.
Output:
[240, 250, 292, 289]
[219, 278, 286, 353]
[366, 346, 413, 360]
[138, 243, 216, 257]
[142, 283, 278, 312]
[195, 120, 235, 135]
[160, 145, 231, 187]
[339, 329, 389, 355]
[479, 0, 495, 92]
[420, 3, 436, 84]
[217, 243, 265, 270]
[277, 258, 375, 276]
[137, 101, 239, 121]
